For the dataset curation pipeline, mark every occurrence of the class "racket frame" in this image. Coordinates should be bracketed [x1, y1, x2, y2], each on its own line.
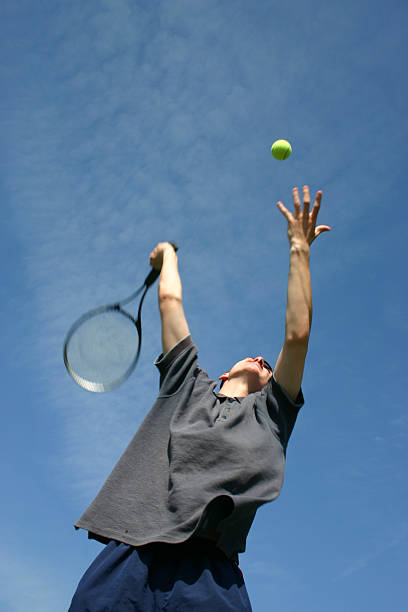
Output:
[63, 300, 142, 393]
[63, 243, 178, 392]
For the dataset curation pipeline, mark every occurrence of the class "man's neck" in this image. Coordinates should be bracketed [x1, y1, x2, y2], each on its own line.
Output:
[219, 379, 250, 398]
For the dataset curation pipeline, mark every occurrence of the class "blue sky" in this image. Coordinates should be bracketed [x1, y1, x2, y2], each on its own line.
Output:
[1, 0, 407, 610]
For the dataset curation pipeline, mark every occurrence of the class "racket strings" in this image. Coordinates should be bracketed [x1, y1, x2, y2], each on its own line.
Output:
[63, 260, 170, 392]
[64, 309, 140, 391]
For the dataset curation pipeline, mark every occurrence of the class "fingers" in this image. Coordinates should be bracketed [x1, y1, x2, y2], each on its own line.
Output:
[302, 186, 311, 220]
[315, 225, 331, 236]
[276, 200, 292, 220]
[310, 190, 322, 227]
[279, 187, 326, 233]
[149, 244, 162, 267]
[309, 225, 331, 245]
[292, 186, 312, 220]
[292, 187, 301, 218]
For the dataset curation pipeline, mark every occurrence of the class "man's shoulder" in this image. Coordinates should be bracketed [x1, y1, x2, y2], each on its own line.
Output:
[155, 335, 196, 371]
[155, 335, 200, 396]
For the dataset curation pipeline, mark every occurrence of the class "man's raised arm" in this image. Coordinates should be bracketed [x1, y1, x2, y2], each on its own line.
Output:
[273, 186, 330, 401]
[149, 242, 190, 356]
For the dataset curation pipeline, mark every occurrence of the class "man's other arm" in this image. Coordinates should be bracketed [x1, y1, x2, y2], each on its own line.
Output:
[273, 186, 330, 401]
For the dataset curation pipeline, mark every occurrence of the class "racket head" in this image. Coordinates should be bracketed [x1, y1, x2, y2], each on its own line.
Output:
[63, 305, 141, 392]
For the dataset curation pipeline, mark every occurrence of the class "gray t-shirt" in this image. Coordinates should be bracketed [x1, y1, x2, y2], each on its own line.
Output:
[74, 335, 304, 560]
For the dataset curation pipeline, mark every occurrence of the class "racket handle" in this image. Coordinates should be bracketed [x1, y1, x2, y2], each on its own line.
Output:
[145, 267, 160, 287]
[145, 242, 179, 287]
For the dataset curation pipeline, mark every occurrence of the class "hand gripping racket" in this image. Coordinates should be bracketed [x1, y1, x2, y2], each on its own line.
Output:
[63, 243, 178, 392]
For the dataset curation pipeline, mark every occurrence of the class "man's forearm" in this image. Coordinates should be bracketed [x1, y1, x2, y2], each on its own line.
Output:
[284, 242, 312, 342]
[159, 247, 183, 303]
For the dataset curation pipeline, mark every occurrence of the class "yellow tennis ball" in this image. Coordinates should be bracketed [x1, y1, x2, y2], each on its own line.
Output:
[271, 139, 292, 160]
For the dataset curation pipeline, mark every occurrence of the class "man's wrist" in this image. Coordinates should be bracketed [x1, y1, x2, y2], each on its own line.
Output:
[159, 245, 181, 300]
[289, 240, 310, 256]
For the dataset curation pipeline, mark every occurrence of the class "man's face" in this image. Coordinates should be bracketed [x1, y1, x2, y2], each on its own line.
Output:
[220, 356, 273, 392]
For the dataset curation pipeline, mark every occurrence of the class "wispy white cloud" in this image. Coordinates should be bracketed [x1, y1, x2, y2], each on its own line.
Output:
[5, 1, 305, 503]
[244, 559, 292, 581]
[335, 522, 408, 580]
[3, 3, 408, 611]
[0, 548, 66, 612]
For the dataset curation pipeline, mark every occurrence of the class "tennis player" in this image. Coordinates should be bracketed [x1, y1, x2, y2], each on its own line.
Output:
[68, 186, 330, 611]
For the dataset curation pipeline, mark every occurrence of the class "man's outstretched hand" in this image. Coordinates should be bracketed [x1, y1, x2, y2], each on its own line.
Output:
[277, 186, 331, 247]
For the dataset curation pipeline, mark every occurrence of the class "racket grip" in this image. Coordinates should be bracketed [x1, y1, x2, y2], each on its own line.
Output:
[145, 267, 160, 287]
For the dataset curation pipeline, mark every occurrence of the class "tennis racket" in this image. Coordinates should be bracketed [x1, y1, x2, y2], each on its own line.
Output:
[63, 242, 178, 393]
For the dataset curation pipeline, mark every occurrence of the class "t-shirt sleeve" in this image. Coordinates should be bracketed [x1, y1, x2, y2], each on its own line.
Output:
[154, 335, 198, 396]
[265, 374, 304, 449]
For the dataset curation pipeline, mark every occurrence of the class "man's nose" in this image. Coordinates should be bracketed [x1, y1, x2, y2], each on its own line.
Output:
[256, 356, 264, 368]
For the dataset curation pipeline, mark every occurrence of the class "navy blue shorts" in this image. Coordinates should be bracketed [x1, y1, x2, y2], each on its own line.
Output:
[68, 538, 252, 611]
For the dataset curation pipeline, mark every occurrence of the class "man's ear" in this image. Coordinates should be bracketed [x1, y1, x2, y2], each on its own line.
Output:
[218, 371, 230, 382]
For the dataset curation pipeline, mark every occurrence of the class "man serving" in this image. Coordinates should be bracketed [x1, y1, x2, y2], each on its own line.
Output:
[69, 186, 330, 612]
